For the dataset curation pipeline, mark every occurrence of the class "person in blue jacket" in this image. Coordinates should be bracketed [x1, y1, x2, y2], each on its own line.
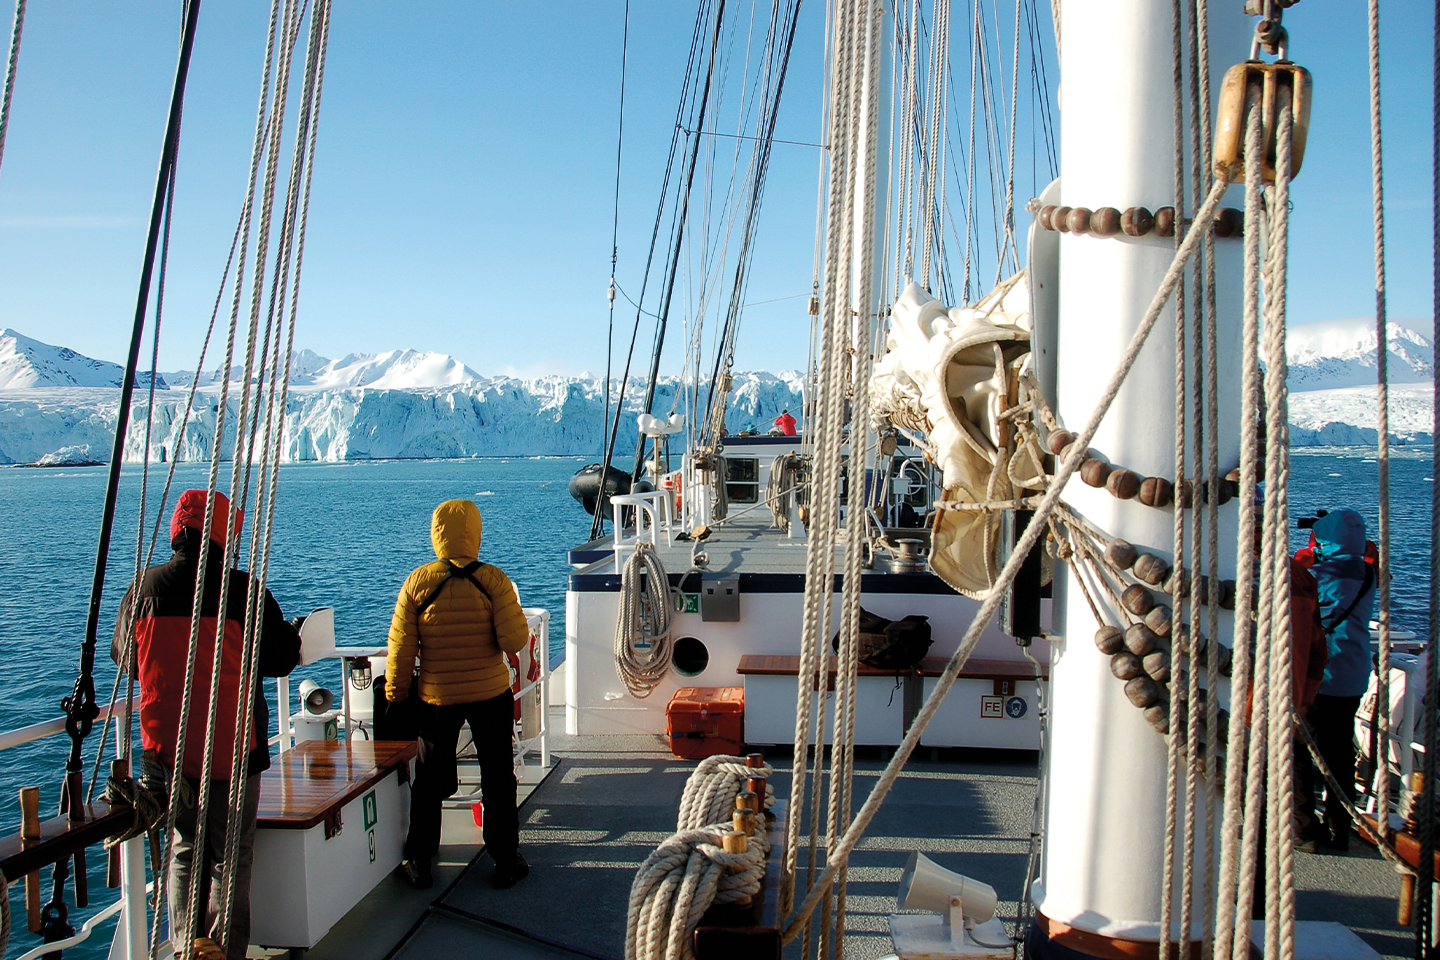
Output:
[1300, 509, 1377, 851]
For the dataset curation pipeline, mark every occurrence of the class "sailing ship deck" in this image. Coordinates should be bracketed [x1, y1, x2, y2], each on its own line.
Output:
[263, 678, 1418, 960]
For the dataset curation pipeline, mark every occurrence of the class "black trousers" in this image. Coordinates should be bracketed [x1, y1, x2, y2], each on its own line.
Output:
[405, 689, 519, 865]
[1299, 693, 1363, 841]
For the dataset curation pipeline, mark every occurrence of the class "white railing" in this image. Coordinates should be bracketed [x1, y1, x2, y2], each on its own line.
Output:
[0, 697, 139, 753]
[611, 491, 673, 572]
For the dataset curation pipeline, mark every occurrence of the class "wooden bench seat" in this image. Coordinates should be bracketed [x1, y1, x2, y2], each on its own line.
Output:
[258, 739, 416, 830]
[736, 654, 1048, 681]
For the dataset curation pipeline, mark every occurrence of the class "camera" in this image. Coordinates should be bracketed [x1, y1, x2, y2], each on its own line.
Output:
[1297, 509, 1329, 530]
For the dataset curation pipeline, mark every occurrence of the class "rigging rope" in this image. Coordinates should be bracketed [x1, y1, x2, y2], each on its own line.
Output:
[0, 0, 25, 179]
[1367, 0, 1394, 850]
[614, 542, 680, 698]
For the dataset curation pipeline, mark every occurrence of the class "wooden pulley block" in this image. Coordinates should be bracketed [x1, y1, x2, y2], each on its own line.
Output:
[1125, 676, 1161, 709]
[1094, 625, 1125, 655]
[1110, 651, 1143, 681]
[1124, 623, 1159, 656]
[1213, 60, 1312, 183]
[1143, 604, 1173, 637]
[1121, 583, 1155, 617]
[1143, 650, 1172, 683]
[1080, 458, 1112, 488]
[1132, 552, 1170, 586]
[1105, 538, 1138, 570]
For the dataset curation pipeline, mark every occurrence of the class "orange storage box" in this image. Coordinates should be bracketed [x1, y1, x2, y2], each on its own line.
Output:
[666, 687, 745, 760]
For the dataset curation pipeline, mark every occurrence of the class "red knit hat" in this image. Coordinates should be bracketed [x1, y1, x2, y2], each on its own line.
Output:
[171, 489, 244, 546]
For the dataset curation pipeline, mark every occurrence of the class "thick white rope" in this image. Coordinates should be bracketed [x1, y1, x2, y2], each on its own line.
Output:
[780, 176, 1230, 942]
[626, 825, 768, 960]
[1367, 0, 1393, 845]
[1262, 96, 1297, 960]
[1215, 81, 1265, 960]
[678, 756, 775, 830]
[150, 2, 290, 952]
[614, 542, 679, 698]
[782, 0, 855, 921]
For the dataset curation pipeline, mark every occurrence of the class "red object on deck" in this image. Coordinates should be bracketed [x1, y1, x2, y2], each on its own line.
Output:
[471, 801, 484, 827]
[666, 687, 745, 760]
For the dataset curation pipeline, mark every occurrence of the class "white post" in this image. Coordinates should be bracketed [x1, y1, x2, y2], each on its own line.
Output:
[1037, 0, 1247, 942]
[116, 835, 148, 959]
[538, 610, 552, 770]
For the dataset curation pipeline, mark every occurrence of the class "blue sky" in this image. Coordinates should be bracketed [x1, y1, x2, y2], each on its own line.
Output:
[0, 1, 1431, 380]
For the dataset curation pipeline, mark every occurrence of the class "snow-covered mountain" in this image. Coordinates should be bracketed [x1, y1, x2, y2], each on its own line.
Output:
[0, 331, 804, 464]
[1285, 317, 1433, 446]
[0, 328, 168, 390]
[1, 317, 1431, 465]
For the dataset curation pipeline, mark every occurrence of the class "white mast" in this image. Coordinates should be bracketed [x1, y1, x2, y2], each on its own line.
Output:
[1037, 0, 1248, 943]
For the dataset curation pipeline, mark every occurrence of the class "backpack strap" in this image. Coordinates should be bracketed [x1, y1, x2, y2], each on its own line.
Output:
[1321, 563, 1376, 637]
[418, 560, 492, 616]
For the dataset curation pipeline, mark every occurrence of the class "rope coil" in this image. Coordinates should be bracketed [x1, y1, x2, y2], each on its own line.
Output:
[614, 542, 680, 698]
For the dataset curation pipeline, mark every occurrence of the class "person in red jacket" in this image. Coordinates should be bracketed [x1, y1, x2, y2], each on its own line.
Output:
[112, 489, 301, 960]
[773, 409, 797, 436]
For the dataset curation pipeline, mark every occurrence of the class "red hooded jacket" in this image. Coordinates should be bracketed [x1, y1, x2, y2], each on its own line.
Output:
[112, 490, 301, 780]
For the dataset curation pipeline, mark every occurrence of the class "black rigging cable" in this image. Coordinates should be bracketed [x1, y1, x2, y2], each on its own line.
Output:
[590, 2, 715, 541]
[605, 0, 631, 460]
[72, 0, 204, 792]
[630, 0, 730, 483]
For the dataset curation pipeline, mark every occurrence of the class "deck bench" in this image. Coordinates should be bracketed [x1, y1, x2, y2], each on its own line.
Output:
[736, 655, 1047, 749]
[249, 739, 416, 951]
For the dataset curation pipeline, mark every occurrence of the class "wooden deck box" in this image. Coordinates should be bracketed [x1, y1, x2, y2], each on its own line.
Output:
[249, 739, 415, 950]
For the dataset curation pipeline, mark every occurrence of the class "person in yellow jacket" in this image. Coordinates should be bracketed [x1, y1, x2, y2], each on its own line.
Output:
[388, 499, 532, 889]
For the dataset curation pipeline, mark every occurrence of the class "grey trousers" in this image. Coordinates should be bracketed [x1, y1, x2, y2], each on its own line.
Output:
[168, 774, 261, 960]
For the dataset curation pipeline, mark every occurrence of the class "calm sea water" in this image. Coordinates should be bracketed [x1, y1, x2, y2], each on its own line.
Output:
[0, 449, 1432, 956]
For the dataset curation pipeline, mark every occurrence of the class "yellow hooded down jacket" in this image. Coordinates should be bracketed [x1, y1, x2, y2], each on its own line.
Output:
[387, 499, 530, 706]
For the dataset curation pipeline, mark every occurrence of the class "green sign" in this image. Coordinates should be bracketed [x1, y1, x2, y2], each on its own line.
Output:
[682, 593, 700, 615]
[362, 790, 378, 831]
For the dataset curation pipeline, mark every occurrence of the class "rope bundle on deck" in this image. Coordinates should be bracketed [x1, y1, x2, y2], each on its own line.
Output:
[677, 754, 774, 830]
[614, 542, 680, 698]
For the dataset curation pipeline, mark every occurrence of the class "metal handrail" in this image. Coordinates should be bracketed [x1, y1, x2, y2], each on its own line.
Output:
[0, 697, 138, 753]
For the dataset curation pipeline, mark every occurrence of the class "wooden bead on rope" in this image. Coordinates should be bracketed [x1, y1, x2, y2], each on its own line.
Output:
[1125, 676, 1161, 709]
[1121, 206, 1154, 236]
[1154, 206, 1177, 237]
[1145, 703, 1170, 734]
[1110, 651, 1143, 681]
[1039, 205, 1059, 230]
[1106, 468, 1142, 500]
[1138, 477, 1174, 508]
[1094, 625, 1125, 655]
[1105, 539, 1138, 570]
[1164, 569, 1188, 599]
[1121, 584, 1155, 617]
[1047, 429, 1076, 455]
[1132, 552, 1170, 586]
[1067, 207, 1094, 235]
[1143, 604, 1172, 637]
[1143, 650, 1172, 683]
[1052, 205, 1074, 232]
[1090, 207, 1122, 236]
[1123, 623, 1159, 656]
[1080, 458, 1112, 488]
[1214, 206, 1244, 238]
